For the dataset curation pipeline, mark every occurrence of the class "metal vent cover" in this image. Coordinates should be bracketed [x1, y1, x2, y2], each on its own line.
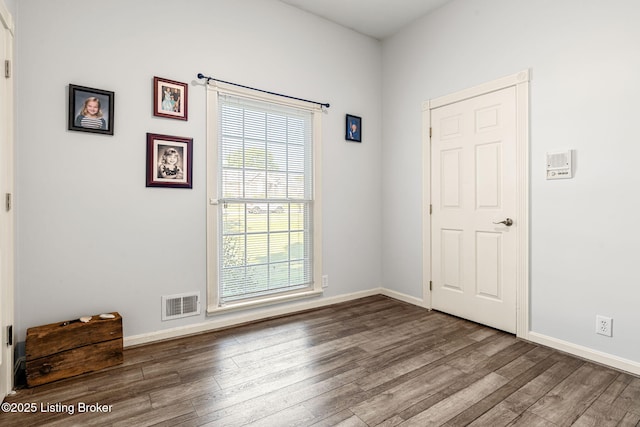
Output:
[161, 292, 201, 321]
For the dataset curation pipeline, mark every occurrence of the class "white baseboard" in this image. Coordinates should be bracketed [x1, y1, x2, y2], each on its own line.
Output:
[527, 331, 640, 376]
[124, 288, 381, 347]
[379, 288, 427, 308]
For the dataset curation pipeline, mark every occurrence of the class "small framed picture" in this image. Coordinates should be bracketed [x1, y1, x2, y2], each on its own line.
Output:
[146, 133, 193, 188]
[68, 84, 114, 135]
[153, 76, 188, 121]
[345, 114, 361, 142]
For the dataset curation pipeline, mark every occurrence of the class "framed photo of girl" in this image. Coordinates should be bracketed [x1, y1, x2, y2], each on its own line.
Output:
[345, 114, 361, 142]
[68, 84, 114, 135]
[146, 133, 193, 188]
[153, 76, 188, 121]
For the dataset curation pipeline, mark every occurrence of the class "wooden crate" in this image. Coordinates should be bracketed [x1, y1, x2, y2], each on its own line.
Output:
[25, 313, 123, 387]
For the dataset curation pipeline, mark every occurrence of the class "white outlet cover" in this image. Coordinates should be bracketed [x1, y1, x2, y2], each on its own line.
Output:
[596, 315, 613, 337]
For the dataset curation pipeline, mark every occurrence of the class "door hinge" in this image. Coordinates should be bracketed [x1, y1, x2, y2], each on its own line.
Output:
[5, 193, 11, 212]
[429, 281, 433, 291]
[6, 325, 12, 346]
[429, 204, 432, 215]
[4, 60, 10, 78]
[429, 127, 432, 138]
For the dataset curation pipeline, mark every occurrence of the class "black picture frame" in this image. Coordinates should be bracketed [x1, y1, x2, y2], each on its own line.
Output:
[146, 133, 193, 189]
[153, 76, 188, 121]
[345, 114, 362, 142]
[68, 84, 114, 135]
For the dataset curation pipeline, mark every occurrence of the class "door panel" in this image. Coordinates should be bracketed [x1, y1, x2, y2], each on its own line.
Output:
[431, 86, 517, 333]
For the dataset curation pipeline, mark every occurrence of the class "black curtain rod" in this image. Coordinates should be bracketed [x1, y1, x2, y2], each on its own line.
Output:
[197, 73, 330, 109]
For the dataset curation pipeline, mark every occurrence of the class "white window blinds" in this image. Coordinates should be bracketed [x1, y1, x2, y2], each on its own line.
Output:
[217, 94, 315, 304]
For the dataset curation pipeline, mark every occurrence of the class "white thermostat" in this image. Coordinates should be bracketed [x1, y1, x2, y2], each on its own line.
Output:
[546, 150, 573, 179]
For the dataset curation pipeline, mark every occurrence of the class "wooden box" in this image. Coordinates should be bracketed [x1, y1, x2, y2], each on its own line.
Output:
[25, 312, 123, 387]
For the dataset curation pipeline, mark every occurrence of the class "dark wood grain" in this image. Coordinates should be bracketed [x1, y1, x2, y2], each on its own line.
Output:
[2, 295, 638, 426]
[26, 313, 122, 359]
[25, 313, 123, 387]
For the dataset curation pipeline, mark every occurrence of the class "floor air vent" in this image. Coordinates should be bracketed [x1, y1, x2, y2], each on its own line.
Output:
[162, 292, 201, 321]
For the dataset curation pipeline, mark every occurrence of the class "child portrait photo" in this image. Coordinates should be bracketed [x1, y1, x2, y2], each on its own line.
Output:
[345, 114, 362, 142]
[68, 84, 114, 135]
[146, 133, 193, 188]
[153, 76, 188, 121]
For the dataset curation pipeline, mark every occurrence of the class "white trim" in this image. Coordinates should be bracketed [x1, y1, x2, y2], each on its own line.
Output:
[430, 70, 530, 109]
[125, 289, 380, 347]
[0, 0, 13, 399]
[312, 106, 324, 298]
[423, 69, 531, 339]
[421, 101, 432, 309]
[514, 73, 530, 339]
[205, 85, 221, 312]
[207, 289, 324, 315]
[528, 332, 640, 376]
[380, 287, 428, 308]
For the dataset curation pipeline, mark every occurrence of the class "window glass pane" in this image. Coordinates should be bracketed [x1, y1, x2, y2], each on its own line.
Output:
[288, 117, 305, 144]
[290, 231, 305, 260]
[247, 265, 269, 293]
[270, 232, 289, 262]
[246, 207, 267, 232]
[270, 262, 290, 288]
[245, 171, 266, 199]
[290, 203, 305, 230]
[222, 169, 243, 199]
[288, 145, 305, 173]
[223, 203, 245, 234]
[246, 234, 268, 266]
[222, 266, 246, 299]
[267, 114, 287, 143]
[290, 260, 305, 284]
[287, 173, 305, 199]
[222, 235, 245, 268]
[269, 205, 289, 232]
[245, 141, 266, 169]
[267, 172, 286, 199]
[221, 105, 243, 137]
[267, 142, 287, 172]
[221, 137, 243, 168]
[244, 110, 265, 139]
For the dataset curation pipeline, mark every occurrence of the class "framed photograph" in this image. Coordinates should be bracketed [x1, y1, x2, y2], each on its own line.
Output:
[153, 76, 188, 121]
[345, 114, 361, 142]
[68, 84, 114, 135]
[146, 133, 193, 188]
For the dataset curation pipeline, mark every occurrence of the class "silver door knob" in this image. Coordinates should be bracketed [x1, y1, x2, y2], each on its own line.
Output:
[493, 218, 513, 226]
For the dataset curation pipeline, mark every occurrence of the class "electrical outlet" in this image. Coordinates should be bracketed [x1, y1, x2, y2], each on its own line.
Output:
[322, 275, 329, 288]
[596, 315, 613, 337]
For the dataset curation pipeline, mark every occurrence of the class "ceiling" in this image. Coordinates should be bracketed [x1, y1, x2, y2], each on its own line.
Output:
[279, 0, 451, 40]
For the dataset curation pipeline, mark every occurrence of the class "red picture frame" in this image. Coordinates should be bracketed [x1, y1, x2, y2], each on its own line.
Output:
[153, 77, 188, 121]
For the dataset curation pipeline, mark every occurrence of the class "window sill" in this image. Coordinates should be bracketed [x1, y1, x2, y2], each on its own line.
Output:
[206, 289, 324, 316]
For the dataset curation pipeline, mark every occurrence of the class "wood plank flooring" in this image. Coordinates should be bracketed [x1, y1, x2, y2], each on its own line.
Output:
[1, 295, 639, 426]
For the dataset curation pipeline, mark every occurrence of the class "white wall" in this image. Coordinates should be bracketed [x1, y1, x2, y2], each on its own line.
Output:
[14, 0, 382, 341]
[382, 0, 640, 363]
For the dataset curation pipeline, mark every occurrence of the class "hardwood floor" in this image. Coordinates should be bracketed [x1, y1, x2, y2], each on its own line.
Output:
[1, 295, 639, 426]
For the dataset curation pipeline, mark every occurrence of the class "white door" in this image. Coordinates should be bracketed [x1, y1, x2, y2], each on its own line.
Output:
[0, 3, 14, 399]
[431, 86, 517, 333]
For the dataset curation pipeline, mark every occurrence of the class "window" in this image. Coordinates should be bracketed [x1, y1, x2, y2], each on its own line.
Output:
[206, 82, 323, 313]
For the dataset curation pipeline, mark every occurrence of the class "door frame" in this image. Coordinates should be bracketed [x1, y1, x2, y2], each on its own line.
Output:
[422, 70, 530, 339]
[0, 0, 14, 399]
